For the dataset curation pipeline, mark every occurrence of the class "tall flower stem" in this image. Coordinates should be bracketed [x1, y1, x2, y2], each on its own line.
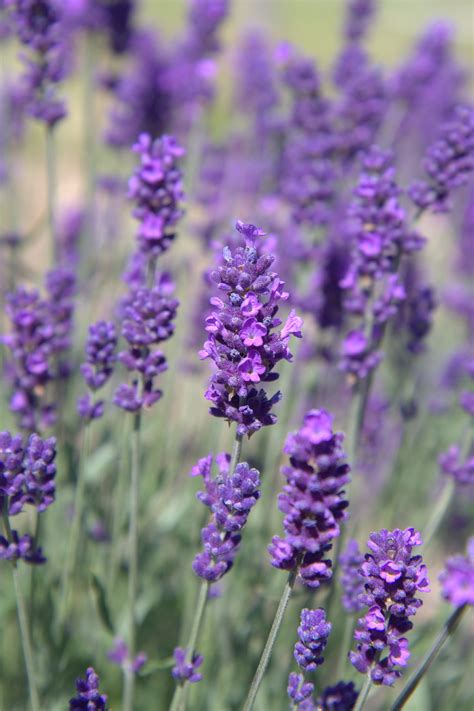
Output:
[58, 422, 92, 628]
[228, 431, 243, 477]
[353, 672, 373, 711]
[123, 410, 142, 711]
[335, 615, 355, 681]
[45, 125, 57, 265]
[423, 477, 455, 547]
[169, 580, 211, 711]
[389, 604, 467, 711]
[3, 510, 40, 711]
[242, 567, 298, 711]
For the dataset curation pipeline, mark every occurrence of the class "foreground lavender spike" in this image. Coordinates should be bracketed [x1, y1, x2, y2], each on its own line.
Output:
[269, 409, 350, 588]
[244, 411, 350, 710]
[200, 220, 303, 436]
[69, 667, 108, 710]
[389, 540, 472, 711]
[349, 528, 429, 710]
[191, 454, 260, 582]
[172, 647, 203, 685]
[294, 608, 331, 672]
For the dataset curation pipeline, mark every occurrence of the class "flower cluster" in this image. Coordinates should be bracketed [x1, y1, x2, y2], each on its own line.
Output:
[339, 146, 424, 382]
[269, 409, 350, 588]
[438, 445, 474, 486]
[69, 667, 108, 710]
[0, 430, 56, 565]
[10, 0, 70, 125]
[200, 221, 303, 436]
[128, 133, 185, 259]
[78, 320, 117, 421]
[350, 528, 430, 686]
[439, 538, 474, 608]
[172, 647, 204, 685]
[409, 104, 474, 213]
[113, 273, 178, 412]
[2, 268, 75, 431]
[294, 608, 331, 672]
[191, 453, 260, 582]
[340, 539, 365, 613]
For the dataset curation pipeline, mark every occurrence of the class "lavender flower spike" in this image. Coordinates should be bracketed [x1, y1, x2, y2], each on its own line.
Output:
[191, 454, 260, 582]
[439, 538, 474, 608]
[69, 667, 108, 710]
[340, 539, 365, 613]
[350, 528, 430, 686]
[269, 409, 350, 588]
[128, 133, 185, 259]
[200, 221, 303, 436]
[78, 320, 117, 421]
[294, 608, 332, 672]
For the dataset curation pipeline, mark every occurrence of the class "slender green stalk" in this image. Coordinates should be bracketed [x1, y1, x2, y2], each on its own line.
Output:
[3, 510, 40, 711]
[389, 604, 467, 711]
[423, 477, 455, 547]
[45, 125, 57, 265]
[123, 410, 142, 711]
[335, 614, 355, 681]
[243, 568, 298, 711]
[353, 672, 373, 711]
[169, 580, 211, 711]
[228, 431, 243, 477]
[58, 423, 92, 627]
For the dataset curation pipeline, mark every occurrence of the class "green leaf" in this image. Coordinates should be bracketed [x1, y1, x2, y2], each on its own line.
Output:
[90, 572, 115, 634]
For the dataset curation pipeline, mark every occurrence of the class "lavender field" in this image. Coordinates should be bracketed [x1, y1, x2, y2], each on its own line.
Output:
[0, 1, 473, 709]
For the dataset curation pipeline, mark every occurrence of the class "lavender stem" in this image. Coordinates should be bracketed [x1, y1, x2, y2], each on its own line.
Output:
[423, 477, 455, 547]
[58, 422, 91, 627]
[3, 509, 40, 711]
[389, 604, 467, 711]
[242, 568, 298, 711]
[45, 125, 57, 265]
[353, 672, 373, 711]
[123, 410, 142, 711]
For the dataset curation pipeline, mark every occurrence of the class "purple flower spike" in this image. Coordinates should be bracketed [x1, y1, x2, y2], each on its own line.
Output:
[78, 320, 117, 421]
[350, 528, 429, 686]
[192, 455, 260, 583]
[439, 538, 474, 607]
[69, 666, 108, 710]
[269, 409, 350, 589]
[340, 539, 365, 613]
[0, 530, 45, 565]
[10, 0, 70, 125]
[172, 647, 203, 684]
[128, 133, 185, 259]
[294, 608, 332, 672]
[201, 221, 303, 436]
[287, 672, 314, 706]
[409, 104, 474, 213]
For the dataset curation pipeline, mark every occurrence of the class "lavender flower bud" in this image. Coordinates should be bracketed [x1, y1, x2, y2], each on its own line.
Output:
[172, 647, 203, 684]
[294, 608, 331, 672]
[78, 320, 117, 421]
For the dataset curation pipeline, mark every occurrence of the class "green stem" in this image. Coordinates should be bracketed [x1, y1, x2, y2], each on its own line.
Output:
[123, 410, 142, 711]
[242, 568, 298, 711]
[3, 510, 40, 711]
[228, 431, 243, 477]
[58, 423, 92, 627]
[353, 672, 373, 711]
[45, 125, 57, 265]
[423, 477, 455, 547]
[389, 604, 467, 711]
[335, 614, 355, 681]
